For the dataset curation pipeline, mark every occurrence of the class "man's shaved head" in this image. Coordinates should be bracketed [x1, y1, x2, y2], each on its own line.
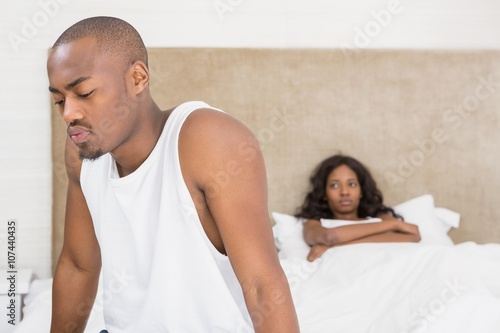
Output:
[53, 16, 148, 69]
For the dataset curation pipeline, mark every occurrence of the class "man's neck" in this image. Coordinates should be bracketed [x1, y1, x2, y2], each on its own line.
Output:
[113, 103, 169, 177]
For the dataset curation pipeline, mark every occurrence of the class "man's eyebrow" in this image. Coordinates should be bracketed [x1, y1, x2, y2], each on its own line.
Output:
[48, 76, 92, 93]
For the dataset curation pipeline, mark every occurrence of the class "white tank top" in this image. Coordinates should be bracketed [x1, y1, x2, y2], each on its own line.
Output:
[81, 101, 253, 332]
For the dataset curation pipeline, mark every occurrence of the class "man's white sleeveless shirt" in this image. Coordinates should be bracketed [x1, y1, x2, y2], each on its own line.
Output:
[80, 101, 253, 332]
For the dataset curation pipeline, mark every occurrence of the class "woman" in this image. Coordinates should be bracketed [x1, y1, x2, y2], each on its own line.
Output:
[296, 154, 421, 261]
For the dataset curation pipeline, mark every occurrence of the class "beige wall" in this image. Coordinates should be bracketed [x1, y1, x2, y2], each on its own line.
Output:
[52, 48, 500, 268]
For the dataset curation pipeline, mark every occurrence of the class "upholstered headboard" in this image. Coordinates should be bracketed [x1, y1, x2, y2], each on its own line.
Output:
[52, 48, 500, 269]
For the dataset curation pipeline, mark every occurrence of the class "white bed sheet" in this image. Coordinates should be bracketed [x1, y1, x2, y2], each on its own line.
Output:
[282, 242, 500, 333]
[13, 242, 500, 333]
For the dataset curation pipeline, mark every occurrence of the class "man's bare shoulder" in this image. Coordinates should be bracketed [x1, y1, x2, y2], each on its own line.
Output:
[181, 107, 259, 154]
[183, 107, 250, 134]
[179, 107, 261, 187]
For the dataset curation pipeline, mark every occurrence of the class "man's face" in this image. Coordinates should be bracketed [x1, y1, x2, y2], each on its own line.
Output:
[47, 37, 137, 160]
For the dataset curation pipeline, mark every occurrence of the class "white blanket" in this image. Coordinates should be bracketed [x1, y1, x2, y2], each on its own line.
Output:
[282, 242, 500, 333]
[14, 242, 500, 332]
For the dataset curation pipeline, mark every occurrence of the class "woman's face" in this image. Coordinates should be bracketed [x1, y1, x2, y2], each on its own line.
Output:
[325, 164, 362, 220]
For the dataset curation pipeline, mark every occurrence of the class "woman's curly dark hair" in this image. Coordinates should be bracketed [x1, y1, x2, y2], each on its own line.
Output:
[295, 154, 401, 220]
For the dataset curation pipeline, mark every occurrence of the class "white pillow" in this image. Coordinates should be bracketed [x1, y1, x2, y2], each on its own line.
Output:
[434, 206, 461, 233]
[393, 194, 455, 246]
[272, 194, 460, 260]
[271, 212, 309, 260]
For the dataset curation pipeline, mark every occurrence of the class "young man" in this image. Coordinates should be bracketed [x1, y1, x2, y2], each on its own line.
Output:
[47, 16, 299, 332]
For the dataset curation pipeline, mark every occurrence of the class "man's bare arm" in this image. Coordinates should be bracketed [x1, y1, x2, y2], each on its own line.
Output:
[51, 138, 101, 333]
[180, 109, 300, 332]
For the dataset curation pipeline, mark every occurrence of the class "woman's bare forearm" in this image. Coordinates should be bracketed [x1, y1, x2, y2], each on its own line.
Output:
[325, 221, 401, 245]
[338, 231, 421, 245]
[306, 231, 420, 261]
[304, 219, 400, 246]
[304, 216, 422, 247]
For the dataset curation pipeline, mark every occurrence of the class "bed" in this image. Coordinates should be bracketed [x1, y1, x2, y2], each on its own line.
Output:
[16, 194, 500, 332]
[15, 48, 500, 332]
[13, 247, 500, 333]
[272, 195, 500, 332]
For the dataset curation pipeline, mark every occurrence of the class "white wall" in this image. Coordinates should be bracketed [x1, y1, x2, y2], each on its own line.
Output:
[1, 0, 499, 278]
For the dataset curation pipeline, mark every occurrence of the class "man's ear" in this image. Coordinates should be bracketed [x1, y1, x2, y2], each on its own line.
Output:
[130, 60, 149, 95]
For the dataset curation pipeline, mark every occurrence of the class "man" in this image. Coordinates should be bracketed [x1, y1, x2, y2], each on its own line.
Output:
[47, 16, 299, 332]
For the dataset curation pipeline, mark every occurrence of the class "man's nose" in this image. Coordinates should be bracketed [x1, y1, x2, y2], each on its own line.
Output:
[61, 99, 84, 125]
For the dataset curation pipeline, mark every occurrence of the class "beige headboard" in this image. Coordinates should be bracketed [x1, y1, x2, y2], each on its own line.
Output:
[52, 48, 500, 270]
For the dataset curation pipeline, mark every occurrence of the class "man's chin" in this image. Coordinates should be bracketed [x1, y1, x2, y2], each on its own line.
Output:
[79, 148, 105, 161]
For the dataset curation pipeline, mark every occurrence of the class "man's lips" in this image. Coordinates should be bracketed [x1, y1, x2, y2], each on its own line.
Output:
[68, 127, 91, 144]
